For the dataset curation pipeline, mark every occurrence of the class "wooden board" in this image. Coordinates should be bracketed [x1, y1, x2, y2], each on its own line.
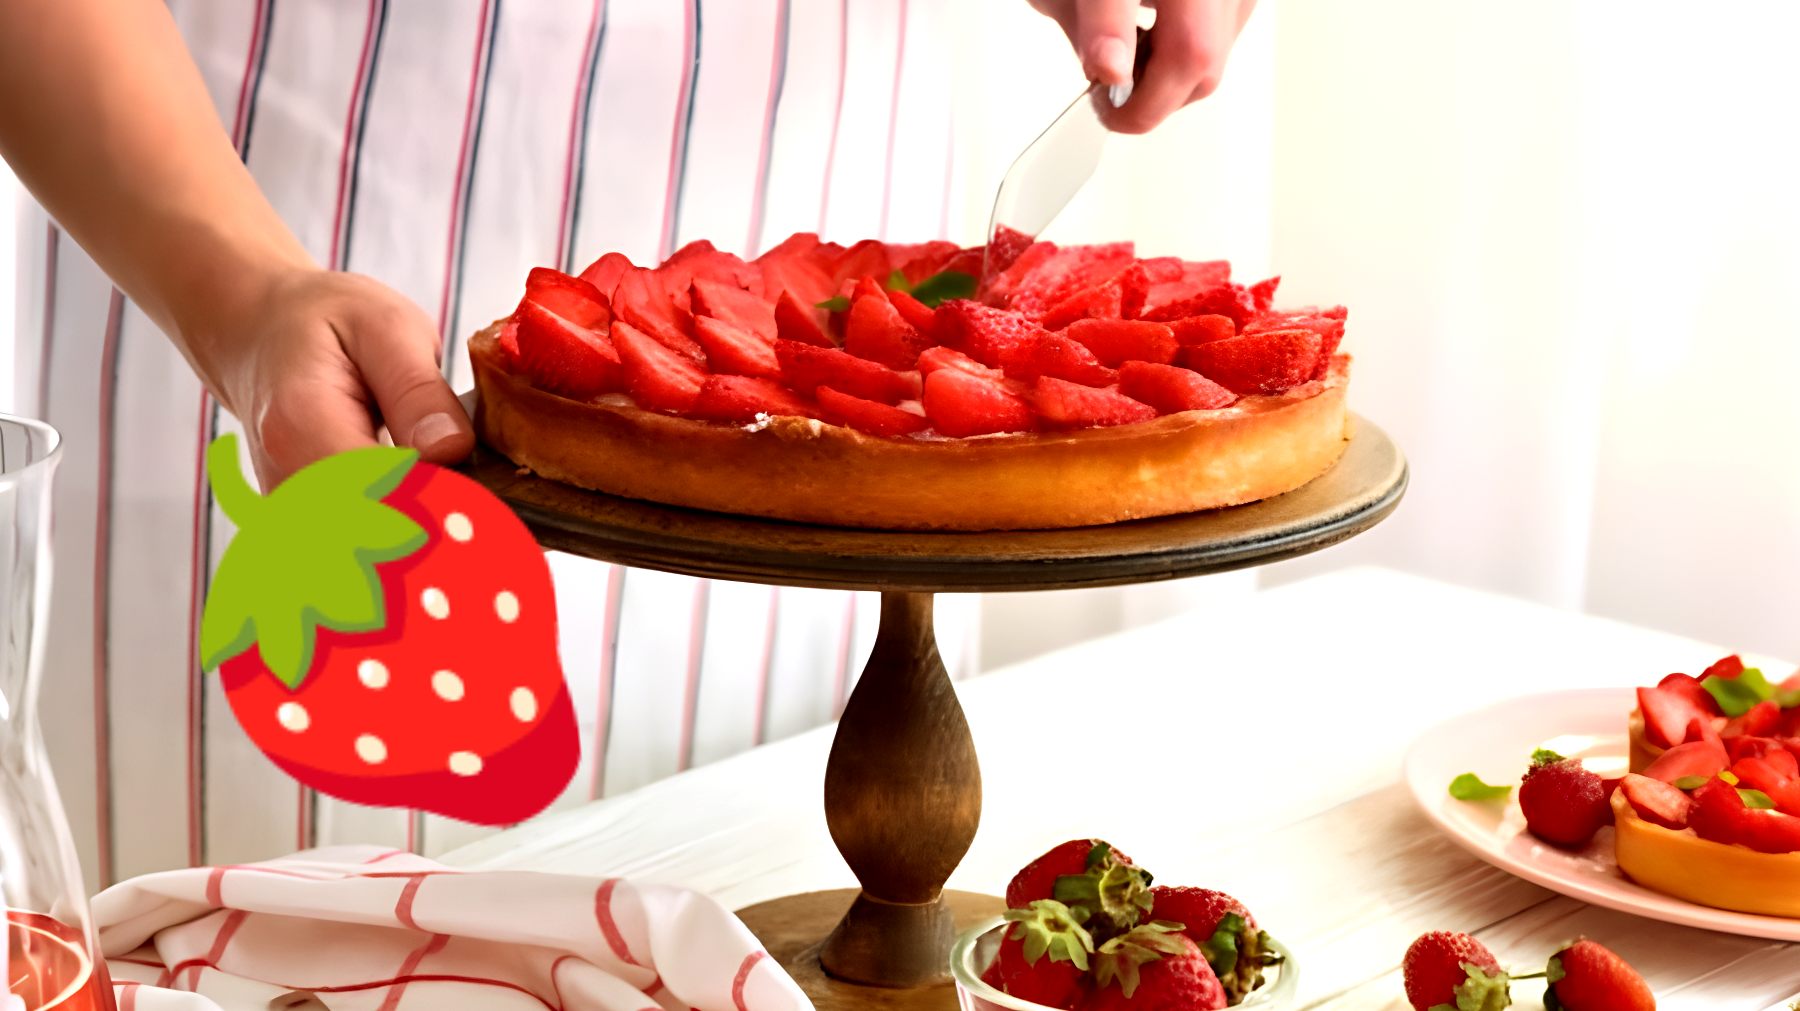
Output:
[735, 889, 1007, 1011]
[461, 415, 1407, 593]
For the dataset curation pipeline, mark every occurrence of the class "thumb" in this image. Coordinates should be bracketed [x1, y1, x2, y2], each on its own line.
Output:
[1074, 0, 1141, 86]
[339, 300, 475, 469]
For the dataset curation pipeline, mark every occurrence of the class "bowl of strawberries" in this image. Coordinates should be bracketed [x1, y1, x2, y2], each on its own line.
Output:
[952, 839, 1297, 1011]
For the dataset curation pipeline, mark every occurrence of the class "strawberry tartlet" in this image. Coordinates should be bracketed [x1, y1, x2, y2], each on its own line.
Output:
[470, 229, 1352, 531]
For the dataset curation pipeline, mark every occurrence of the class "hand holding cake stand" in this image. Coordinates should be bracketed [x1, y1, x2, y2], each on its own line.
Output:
[461, 414, 1406, 1011]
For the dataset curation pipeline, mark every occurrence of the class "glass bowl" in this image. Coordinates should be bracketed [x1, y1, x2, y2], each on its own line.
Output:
[950, 916, 1299, 1011]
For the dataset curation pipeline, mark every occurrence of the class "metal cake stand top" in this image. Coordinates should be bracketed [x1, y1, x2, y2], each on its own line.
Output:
[460, 413, 1407, 593]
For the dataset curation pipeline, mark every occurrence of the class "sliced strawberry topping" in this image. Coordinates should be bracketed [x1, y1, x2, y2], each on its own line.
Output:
[817, 386, 928, 437]
[775, 339, 915, 405]
[983, 224, 1036, 279]
[511, 300, 623, 400]
[657, 240, 762, 305]
[497, 319, 521, 365]
[773, 290, 835, 348]
[1124, 259, 1231, 319]
[1620, 773, 1693, 829]
[1185, 329, 1322, 395]
[887, 288, 939, 337]
[613, 268, 706, 364]
[1141, 282, 1260, 329]
[922, 368, 1036, 437]
[1027, 378, 1156, 431]
[613, 321, 708, 413]
[845, 286, 932, 369]
[1039, 278, 1124, 331]
[936, 299, 1045, 368]
[1724, 699, 1782, 739]
[829, 239, 895, 290]
[1657, 672, 1724, 716]
[1690, 775, 1800, 853]
[1638, 685, 1712, 749]
[757, 238, 838, 310]
[1117, 361, 1237, 414]
[917, 345, 1002, 379]
[1729, 756, 1800, 816]
[887, 240, 963, 284]
[1169, 314, 1237, 348]
[1066, 319, 1177, 367]
[1704, 654, 1747, 680]
[524, 267, 611, 330]
[688, 375, 818, 424]
[1006, 243, 1134, 319]
[1000, 332, 1117, 388]
[1248, 276, 1280, 314]
[577, 251, 635, 299]
[1639, 739, 1728, 783]
[691, 277, 777, 343]
[692, 315, 781, 379]
[981, 241, 1059, 305]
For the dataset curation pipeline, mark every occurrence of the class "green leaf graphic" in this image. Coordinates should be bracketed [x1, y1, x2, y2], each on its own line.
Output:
[198, 435, 427, 687]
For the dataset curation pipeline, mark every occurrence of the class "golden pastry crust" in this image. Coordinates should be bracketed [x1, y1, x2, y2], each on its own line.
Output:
[1610, 791, 1800, 916]
[468, 323, 1353, 531]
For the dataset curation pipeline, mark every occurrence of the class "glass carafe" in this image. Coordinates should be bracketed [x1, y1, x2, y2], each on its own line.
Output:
[0, 416, 110, 1010]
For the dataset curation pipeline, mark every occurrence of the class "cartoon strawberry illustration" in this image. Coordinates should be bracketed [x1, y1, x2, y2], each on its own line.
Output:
[201, 435, 577, 825]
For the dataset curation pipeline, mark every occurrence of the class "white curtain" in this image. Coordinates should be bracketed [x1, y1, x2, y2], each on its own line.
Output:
[954, 0, 1800, 666]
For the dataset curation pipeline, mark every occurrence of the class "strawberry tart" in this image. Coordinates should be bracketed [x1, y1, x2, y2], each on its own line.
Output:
[470, 228, 1352, 531]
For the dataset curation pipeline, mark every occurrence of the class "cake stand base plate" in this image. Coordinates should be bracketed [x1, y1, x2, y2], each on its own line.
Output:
[737, 889, 1006, 1011]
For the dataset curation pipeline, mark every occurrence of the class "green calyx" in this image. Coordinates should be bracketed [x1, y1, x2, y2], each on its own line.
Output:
[1093, 922, 1188, 998]
[1001, 900, 1095, 970]
[1541, 954, 1566, 1010]
[1531, 749, 1567, 767]
[1197, 913, 1279, 1002]
[1053, 859, 1155, 938]
[199, 435, 426, 688]
[1440, 960, 1512, 1011]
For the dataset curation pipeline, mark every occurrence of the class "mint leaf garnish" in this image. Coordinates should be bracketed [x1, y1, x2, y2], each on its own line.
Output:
[1449, 773, 1512, 801]
[199, 435, 426, 687]
[1673, 775, 1709, 790]
[908, 270, 976, 307]
[815, 295, 851, 312]
[1740, 788, 1777, 809]
[885, 269, 912, 292]
[1704, 668, 1774, 717]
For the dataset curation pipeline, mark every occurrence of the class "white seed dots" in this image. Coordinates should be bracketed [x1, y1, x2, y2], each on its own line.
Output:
[431, 670, 465, 702]
[493, 590, 520, 623]
[510, 687, 538, 723]
[357, 659, 389, 690]
[421, 587, 450, 620]
[355, 734, 388, 765]
[276, 702, 310, 733]
[443, 512, 474, 543]
[448, 751, 483, 777]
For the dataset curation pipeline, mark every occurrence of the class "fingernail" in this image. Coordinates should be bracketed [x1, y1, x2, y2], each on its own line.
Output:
[1091, 36, 1132, 85]
[408, 412, 464, 453]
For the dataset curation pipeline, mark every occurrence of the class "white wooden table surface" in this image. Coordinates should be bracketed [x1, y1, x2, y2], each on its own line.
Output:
[443, 567, 1800, 1010]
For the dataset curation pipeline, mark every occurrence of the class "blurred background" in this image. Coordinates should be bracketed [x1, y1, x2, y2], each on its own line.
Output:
[7, 0, 1800, 875]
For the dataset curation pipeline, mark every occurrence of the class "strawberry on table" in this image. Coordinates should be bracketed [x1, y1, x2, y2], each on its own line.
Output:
[510, 299, 623, 400]
[1117, 361, 1237, 414]
[1544, 939, 1655, 1011]
[1083, 924, 1227, 1011]
[981, 899, 1096, 1010]
[1007, 839, 1151, 940]
[202, 436, 577, 825]
[613, 321, 709, 413]
[1519, 748, 1612, 847]
[1401, 931, 1510, 1011]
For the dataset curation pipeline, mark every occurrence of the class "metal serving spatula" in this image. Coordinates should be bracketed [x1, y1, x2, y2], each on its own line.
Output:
[982, 33, 1149, 279]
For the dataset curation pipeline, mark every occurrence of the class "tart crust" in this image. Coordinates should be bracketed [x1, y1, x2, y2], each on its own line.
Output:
[1610, 790, 1800, 916]
[468, 323, 1353, 531]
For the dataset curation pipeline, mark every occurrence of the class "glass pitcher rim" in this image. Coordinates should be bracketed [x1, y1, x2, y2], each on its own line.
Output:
[0, 413, 62, 485]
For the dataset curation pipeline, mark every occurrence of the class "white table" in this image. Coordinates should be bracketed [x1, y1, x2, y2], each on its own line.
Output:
[444, 568, 1800, 1010]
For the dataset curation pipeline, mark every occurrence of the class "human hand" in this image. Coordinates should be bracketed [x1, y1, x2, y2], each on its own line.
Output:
[1028, 0, 1258, 134]
[193, 267, 475, 491]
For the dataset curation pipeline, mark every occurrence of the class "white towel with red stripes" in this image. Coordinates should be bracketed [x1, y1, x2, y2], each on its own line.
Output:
[93, 846, 810, 1011]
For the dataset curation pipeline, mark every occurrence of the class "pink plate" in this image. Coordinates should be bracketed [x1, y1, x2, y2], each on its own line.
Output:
[1405, 687, 1800, 940]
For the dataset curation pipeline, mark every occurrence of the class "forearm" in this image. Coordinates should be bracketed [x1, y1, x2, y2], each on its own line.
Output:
[0, 0, 315, 408]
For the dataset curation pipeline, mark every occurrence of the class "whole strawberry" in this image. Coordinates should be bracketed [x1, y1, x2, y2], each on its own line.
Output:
[1544, 939, 1655, 1011]
[1402, 931, 1510, 1011]
[981, 900, 1095, 1010]
[1080, 924, 1226, 1011]
[1520, 749, 1611, 847]
[202, 436, 578, 824]
[1008, 840, 1152, 941]
[1147, 886, 1273, 1003]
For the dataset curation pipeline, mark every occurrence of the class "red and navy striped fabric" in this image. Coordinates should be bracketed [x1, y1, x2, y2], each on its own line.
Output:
[18, 0, 969, 893]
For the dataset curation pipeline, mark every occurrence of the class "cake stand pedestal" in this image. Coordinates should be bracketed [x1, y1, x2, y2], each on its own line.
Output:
[462, 415, 1407, 1011]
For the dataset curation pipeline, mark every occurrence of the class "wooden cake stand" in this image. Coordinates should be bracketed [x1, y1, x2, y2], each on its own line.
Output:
[463, 414, 1407, 1011]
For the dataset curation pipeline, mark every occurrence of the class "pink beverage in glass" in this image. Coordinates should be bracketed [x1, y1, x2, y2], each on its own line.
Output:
[0, 417, 116, 1010]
